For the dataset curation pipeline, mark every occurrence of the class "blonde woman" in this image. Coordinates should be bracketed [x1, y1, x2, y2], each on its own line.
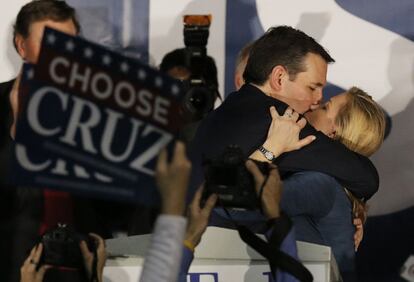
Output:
[251, 86, 385, 280]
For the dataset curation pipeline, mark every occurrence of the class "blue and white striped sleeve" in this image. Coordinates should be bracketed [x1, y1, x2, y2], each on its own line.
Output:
[139, 214, 187, 282]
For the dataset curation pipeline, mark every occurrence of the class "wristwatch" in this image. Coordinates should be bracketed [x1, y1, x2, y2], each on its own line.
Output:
[258, 146, 276, 161]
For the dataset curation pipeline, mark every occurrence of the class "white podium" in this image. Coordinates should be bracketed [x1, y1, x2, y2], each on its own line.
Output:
[103, 226, 342, 282]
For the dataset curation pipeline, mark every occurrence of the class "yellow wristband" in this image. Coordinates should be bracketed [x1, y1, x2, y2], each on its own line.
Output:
[183, 239, 195, 252]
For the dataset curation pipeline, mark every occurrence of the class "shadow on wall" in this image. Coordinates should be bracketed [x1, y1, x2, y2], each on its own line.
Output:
[296, 12, 331, 42]
[356, 37, 414, 282]
[371, 37, 414, 215]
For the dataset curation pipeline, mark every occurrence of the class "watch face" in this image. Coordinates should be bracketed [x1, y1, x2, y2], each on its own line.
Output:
[265, 151, 274, 160]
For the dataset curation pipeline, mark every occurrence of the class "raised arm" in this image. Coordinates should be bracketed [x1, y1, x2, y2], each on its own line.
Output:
[139, 141, 191, 282]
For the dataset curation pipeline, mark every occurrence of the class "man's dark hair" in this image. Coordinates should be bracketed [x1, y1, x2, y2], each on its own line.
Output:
[160, 48, 219, 89]
[243, 26, 334, 85]
[13, 0, 80, 50]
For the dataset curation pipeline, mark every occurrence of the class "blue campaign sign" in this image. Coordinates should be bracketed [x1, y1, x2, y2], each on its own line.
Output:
[11, 28, 185, 204]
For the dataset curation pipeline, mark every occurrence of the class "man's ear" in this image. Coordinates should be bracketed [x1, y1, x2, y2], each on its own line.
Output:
[269, 65, 288, 91]
[14, 34, 26, 60]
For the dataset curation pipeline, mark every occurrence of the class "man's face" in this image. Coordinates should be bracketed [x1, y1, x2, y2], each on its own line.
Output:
[15, 19, 77, 64]
[281, 53, 327, 114]
[305, 92, 349, 138]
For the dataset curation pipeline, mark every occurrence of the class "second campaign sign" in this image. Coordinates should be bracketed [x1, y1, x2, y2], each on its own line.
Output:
[12, 27, 185, 204]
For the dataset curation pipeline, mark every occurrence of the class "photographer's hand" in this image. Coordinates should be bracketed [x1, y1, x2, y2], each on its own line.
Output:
[184, 186, 217, 249]
[250, 107, 315, 162]
[156, 141, 191, 216]
[20, 243, 51, 282]
[79, 233, 106, 282]
[245, 160, 282, 219]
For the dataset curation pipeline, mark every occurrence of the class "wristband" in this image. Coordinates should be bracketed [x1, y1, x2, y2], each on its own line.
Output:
[183, 239, 195, 252]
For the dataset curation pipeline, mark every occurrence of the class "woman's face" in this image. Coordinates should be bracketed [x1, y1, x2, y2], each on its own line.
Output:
[304, 92, 349, 138]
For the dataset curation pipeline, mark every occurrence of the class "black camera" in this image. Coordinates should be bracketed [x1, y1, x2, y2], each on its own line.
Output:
[203, 145, 270, 210]
[40, 224, 94, 269]
[182, 15, 219, 121]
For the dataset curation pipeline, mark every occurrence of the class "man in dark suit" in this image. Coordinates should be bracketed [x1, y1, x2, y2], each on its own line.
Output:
[189, 26, 377, 280]
[0, 1, 96, 281]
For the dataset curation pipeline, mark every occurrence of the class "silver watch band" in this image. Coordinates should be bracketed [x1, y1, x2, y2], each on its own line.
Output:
[259, 146, 275, 161]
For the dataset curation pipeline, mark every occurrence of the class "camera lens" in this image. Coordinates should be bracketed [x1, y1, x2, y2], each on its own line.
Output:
[189, 88, 207, 109]
[184, 86, 214, 117]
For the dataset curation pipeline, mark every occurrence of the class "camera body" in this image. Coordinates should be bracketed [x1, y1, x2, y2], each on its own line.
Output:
[40, 224, 94, 269]
[203, 145, 270, 210]
[182, 15, 218, 121]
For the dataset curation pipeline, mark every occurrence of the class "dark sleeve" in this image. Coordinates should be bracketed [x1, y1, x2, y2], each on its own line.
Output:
[178, 246, 194, 282]
[264, 213, 293, 247]
[280, 172, 337, 218]
[275, 126, 379, 200]
[264, 214, 301, 282]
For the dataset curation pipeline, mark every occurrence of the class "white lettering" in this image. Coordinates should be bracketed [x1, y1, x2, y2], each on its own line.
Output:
[114, 81, 136, 109]
[101, 109, 143, 162]
[69, 63, 91, 93]
[129, 125, 173, 175]
[73, 164, 91, 179]
[15, 144, 51, 171]
[50, 159, 69, 175]
[153, 96, 170, 125]
[136, 89, 153, 117]
[50, 57, 69, 84]
[60, 96, 100, 154]
[27, 86, 68, 136]
[90, 72, 113, 100]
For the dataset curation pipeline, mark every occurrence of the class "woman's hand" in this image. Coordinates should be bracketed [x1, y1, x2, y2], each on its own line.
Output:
[250, 107, 316, 162]
[20, 243, 51, 282]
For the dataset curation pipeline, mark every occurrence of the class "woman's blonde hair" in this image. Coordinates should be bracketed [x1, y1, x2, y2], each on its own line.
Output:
[334, 87, 386, 157]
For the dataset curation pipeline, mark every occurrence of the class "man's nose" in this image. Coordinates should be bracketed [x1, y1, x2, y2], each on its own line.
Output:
[314, 88, 323, 103]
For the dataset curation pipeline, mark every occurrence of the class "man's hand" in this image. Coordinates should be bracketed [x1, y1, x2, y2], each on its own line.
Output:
[348, 192, 367, 251]
[185, 186, 217, 248]
[79, 233, 106, 282]
[20, 243, 51, 282]
[245, 160, 283, 219]
[156, 141, 191, 216]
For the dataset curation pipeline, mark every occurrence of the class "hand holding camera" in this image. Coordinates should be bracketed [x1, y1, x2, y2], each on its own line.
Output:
[245, 160, 282, 219]
[185, 185, 217, 248]
[79, 233, 106, 282]
[20, 243, 51, 282]
[21, 225, 106, 282]
[203, 145, 270, 210]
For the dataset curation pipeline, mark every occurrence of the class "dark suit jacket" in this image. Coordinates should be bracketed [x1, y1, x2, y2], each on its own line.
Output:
[189, 84, 379, 200]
